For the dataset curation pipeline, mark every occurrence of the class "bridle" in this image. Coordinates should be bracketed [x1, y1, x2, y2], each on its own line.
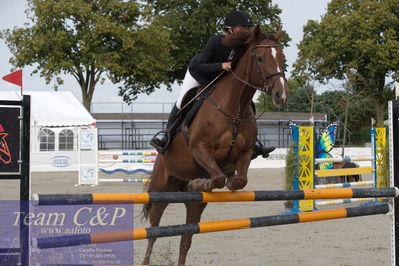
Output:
[185, 44, 287, 160]
[230, 44, 286, 95]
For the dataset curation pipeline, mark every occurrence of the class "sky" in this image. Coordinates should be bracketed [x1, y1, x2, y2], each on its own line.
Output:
[0, 0, 332, 112]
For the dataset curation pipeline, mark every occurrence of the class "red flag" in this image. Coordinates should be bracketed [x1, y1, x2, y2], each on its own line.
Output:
[2, 70, 22, 87]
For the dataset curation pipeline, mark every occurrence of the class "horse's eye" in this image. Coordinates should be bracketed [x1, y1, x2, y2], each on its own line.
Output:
[257, 57, 263, 63]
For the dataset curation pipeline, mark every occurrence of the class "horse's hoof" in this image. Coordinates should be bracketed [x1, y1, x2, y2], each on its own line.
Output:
[226, 177, 247, 191]
[187, 180, 194, 192]
[226, 181, 235, 191]
[212, 176, 226, 189]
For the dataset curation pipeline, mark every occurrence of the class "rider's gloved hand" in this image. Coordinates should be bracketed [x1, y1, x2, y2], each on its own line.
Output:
[222, 62, 232, 71]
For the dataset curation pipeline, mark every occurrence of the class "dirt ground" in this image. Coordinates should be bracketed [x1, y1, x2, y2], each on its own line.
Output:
[0, 168, 392, 266]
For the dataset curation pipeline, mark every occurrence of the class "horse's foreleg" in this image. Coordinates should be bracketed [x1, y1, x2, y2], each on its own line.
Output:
[226, 150, 252, 191]
[190, 141, 226, 191]
[178, 202, 208, 266]
[142, 202, 169, 265]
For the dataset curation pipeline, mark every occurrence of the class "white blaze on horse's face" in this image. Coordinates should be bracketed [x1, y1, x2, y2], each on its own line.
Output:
[271, 47, 288, 106]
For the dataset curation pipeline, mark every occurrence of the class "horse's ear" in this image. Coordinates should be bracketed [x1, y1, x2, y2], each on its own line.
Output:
[254, 25, 261, 41]
[273, 27, 283, 42]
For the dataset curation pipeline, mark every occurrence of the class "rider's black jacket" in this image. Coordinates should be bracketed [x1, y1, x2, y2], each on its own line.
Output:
[188, 35, 231, 85]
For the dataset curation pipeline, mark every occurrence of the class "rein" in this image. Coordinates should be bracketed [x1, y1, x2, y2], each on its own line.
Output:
[205, 43, 286, 159]
[212, 43, 286, 123]
[230, 44, 286, 95]
[183, 43, 286, 160]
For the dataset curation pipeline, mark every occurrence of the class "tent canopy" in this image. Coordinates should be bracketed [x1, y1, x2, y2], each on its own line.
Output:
[0, 91, 95, 127]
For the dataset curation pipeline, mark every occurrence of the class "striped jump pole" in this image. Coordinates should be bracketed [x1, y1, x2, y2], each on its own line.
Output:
[315, 198, 371, 207]
[94, 150, 157, 186]
[98, 178, 150, 183]
[40, 265, 146, 266]
[0, 248, 20, 265]
[99, 151, 158, 156]
[315, 180, 375, 189]
[34, 203, 391, 249]
[315, 167, 374, 178]
[99, 159, 156, 164]
[33, 187, 399, 205]
[315, 157, 374, 163]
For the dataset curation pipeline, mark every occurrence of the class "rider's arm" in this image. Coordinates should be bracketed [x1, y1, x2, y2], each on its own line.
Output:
[191, 36, 225, 73]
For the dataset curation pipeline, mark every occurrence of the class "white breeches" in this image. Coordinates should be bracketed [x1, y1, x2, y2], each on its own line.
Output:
[176, 69, 200, 109]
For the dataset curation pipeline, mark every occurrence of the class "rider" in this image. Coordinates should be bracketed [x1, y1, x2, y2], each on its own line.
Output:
[150, 10, 275, 158]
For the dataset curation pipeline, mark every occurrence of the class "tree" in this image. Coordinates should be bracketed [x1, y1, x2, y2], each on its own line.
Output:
[256, 79, 314, 113]
[146, 0, 290, 82]
[256, 78, 378, 144]
[1, 0, 174, 110]
[292, 0, 399, 126]
[317, 88, 375, 145]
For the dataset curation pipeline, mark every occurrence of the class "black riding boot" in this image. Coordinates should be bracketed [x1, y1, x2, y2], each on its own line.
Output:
[251, 140, 275, 160]
[150, 104, 180, 153]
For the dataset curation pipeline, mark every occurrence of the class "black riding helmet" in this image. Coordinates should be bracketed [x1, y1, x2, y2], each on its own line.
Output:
[224, 11, 254, 27]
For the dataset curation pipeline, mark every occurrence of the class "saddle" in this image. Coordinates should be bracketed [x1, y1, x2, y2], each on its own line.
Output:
[170, 84, 214, 140]
[170, 72, 226, 140]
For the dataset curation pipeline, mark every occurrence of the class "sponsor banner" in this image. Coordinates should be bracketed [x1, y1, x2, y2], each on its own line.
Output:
[30, 152, 77, 171]
[50, 155, 73, 168]
[0, 106, 21, 174]
[80, 129, 96, 149]
[0, 200, 134, 265]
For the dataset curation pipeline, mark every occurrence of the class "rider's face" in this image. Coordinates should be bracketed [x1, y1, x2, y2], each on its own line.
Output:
[230, 25, 252, 35]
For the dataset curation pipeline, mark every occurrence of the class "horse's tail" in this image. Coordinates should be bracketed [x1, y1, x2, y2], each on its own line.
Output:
[141, 154, 163, 221]
[141, 184, 152, 220]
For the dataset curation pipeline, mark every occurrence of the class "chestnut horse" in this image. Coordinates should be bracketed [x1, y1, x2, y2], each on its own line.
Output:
[142, 26, 288, 265]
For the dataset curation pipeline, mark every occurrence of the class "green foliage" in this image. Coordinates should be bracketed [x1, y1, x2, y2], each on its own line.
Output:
[256, 78, 386, 144]
[1, 0, 174, 109]
[292, 0, 399, 126]
[146, 0, 290, 82]
[284, 142, 297, 207]
[285, 142, 297, 191]
[381, 135, 390, 188]
[317, 89, 375, 144]
[256, 79, 314, 112]
[286, 84, 316, 113]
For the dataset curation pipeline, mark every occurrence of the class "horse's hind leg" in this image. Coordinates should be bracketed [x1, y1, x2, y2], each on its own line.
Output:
[142, 157, 182, 264]
[178, 202, 207, 266]
[142, 202, 169, 265]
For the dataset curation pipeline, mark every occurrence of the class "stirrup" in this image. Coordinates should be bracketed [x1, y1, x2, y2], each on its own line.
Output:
[150, 130, 170, 154]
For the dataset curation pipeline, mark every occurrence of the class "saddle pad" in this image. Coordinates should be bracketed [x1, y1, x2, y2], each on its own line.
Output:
[173, 84, 215, 139]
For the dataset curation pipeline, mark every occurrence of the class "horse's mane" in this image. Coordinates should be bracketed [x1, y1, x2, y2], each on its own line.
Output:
[222, 28, 276, 64]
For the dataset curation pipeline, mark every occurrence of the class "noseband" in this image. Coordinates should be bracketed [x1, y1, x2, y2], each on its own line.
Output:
[230, 44, 286, 94]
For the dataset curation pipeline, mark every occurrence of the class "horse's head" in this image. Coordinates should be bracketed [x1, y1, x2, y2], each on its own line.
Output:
[222, 26, 289, 106]
[248, 26, 288, 107]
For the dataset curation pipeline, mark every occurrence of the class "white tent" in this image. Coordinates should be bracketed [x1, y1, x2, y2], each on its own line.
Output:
[0, 91, 97, 172]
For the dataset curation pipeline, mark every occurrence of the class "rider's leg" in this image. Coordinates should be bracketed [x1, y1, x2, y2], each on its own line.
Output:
[250, 101, 276, 159]
[252, 140, 276, 160]
[150, 104, 180, 153]
[176, 69, 200, 109]
[150, 69, 200, 153]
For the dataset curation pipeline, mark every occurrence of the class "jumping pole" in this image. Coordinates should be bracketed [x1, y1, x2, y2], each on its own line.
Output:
[34, 203, 391, 249]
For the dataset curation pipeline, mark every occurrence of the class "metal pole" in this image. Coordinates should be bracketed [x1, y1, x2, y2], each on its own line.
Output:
[20, 95, 31, 266]
[389, 100, 399, 266]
